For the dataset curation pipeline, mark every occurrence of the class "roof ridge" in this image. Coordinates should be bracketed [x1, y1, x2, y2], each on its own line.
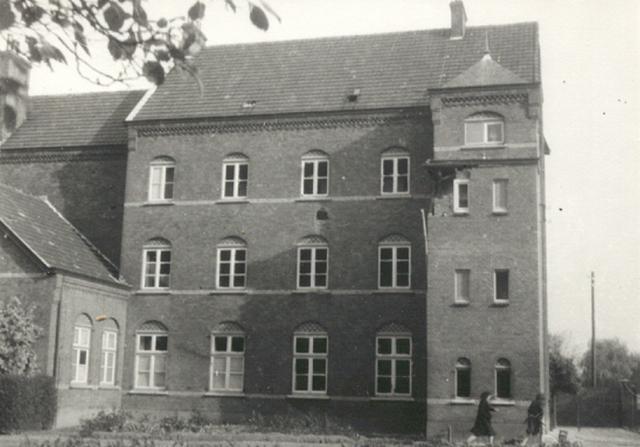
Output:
[30, 89, 146, 100]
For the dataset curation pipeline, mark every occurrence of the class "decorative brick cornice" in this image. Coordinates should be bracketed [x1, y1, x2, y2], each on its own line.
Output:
[136, 111, 427, 137]
[441, 93, 528, 107]
[0, 147, 127, 164]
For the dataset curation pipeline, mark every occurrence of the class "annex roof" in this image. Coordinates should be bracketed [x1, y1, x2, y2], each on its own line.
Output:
[442, 53, 527, 88]
[0, 183, 122, 284]
[131, 22, 539, 122]
[1, 90, 145, 150]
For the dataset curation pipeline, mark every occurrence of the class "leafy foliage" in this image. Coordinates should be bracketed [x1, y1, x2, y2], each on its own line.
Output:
[0, 297, 42, 376]
[0, 375, 56, 432]
[580, 338, 640, 387]
[549, 334, 580, 396]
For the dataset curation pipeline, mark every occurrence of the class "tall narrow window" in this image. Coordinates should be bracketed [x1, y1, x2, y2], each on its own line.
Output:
[493, 179, 508, 213]
[381, 149, 410, 195]
[222, 154, 249, 199]
[292, 322, 328, 394]
[495, 358, 512, 399]
[210, 322, 245, 392]
[297, 236, 328, 289]
[142, 239, 171, 289]
[134, 321, 168, 389]
[378, 235, 411, 289]
[72, 314, 92, 384]
[453, 179, 469, 214]
[455, 358, 471, 398]
[464, 113, 504, 146]
[216, 237, 247, 289]
[148, 157, 175, 202]
[100, 319, 118, 386]
[494, 269, 510, 303]
[454, 269, 470, 303]
[301, 151, 329, 196]
[376, 324, 412, 396]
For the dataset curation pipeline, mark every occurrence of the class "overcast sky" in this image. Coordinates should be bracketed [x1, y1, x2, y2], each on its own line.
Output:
[27, 0, 640, 356]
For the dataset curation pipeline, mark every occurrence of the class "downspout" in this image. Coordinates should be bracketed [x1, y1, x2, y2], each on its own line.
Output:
[420, 207, 429, 436]
[51, 274, 64, 384]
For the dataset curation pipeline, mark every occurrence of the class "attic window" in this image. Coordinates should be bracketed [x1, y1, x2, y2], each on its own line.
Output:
[242, 101, 256, 109]
[347, 89, 360, 103]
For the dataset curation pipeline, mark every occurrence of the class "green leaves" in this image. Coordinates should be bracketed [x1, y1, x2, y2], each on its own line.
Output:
[0, 297, 42, 376]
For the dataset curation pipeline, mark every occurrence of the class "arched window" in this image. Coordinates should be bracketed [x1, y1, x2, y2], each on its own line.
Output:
[296, 235, 329, 289]
[495, 358, 512, 399]
[455, 358, 471, 398]
[222, 153, 249, 199]
[301, 150, 329, 197]
[134, 321, 168, 390]
[380, 148, 410, 195]
[148, 156, 175, 202]
[464, 112, 504, 145]
[216, 237, 247, 289]
[376, 323, 412, 396]
[292, 322, 328, 394]
[210, 322, 245, 392]
[141, 238, 171, 289]
[72, 314, 92, 384]
[378, 234, 411, 289]
[100, 318, 119, 386]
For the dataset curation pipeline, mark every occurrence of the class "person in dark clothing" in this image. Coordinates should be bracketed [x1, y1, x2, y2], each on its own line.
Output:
[467, 391, 497, 446]
[520, 393, 545, 446]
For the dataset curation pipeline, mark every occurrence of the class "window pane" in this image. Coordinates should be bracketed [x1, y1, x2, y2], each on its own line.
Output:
[317, 161, 328, 177]
[233, 276, 245, 288]
[155, 336, 168, 351]
[219, 276, 230, 287]
[380, 262, 393, 287]
[397, 247, 409, 260]
[396, 338, 411, 355]
[220, 250, 231, 261]
[79, 350, 87, 365]
[229, 357, 243, 373]
[377, 377, 392, 393]
[315, 261, 327, 274]
[228, 373, 243, 390]
[212, 372, 226, 389]
[377, 338, 392, 355]
[224, 181, 234, 197]
[159, 262, 171, 274]
[238, 181, 247, 197]
[139, 336, 153, 351]
[457, 369, 471, 398]
[397, 175, 408, 193]
[220, 263, 231, 274]
[396, 359, 410, 376]
[295, 358, 308, 374]
[299, 249, 311, 261]
[235, 262, 246, 274]
[213, 356, 227, 374]
[382, 177, 393, 193]
[239, 164, 248, 180]
[160, 250, 171, 262]
[154, 371, 166, 388]
[295, 375, 307, 391]
[496, 270, 509, 301]
[397, 158, 408, 174]
[317, 179, 327, 194]
[164, 183, 174, 199]
[138, 355, 151, 372]
[312, 375, 326, 391]
[299, 261, 311, 274]
[313, 337, 327, 354]
[380, 248, 393, 260]
[146, 251, 157, 262]
[231, 337, 245, 352]
[315, 275, 327, 287]
[312, 358, 326, 374]
[494, 180, 507, 211]
[164, 167, 175, 183]
[487, 123, 503, 142]
[215, 336, 228, 352]
[315, 249, 327, 261]
[395, 376, 410, 394]
[456, 270, 470, 301]
[466, 122, 483, 144]
[497, 369, 511, 398]
[225, 164, 235, 180]
[303, 179, 314, 194]
[303, 162, 314, 177]
[458, 184, 469, 208]
[396, 273, 409, 287]
[137, 370, 150, 387]
[299, 275, 311, 287]
[382, 159, 393, 175]
[235, 249, 246, 261]
[295, 337, 310, 354]
[377, 359, 392, 375]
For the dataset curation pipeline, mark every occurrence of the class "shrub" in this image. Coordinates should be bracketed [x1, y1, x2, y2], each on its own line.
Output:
[0, 297, 42, 376]
[0, 374, 56, 432]
[79, 410, 129, 437]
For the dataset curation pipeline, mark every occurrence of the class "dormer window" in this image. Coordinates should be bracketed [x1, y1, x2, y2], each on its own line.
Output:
[464, 113, 504, 146]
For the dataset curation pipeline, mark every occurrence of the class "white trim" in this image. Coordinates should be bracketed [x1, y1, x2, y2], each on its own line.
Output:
[134, 288, 425, 296]
[464, 117, 504, 146]
[221, 159, 249, 199]
[374, 335, 412, 397]
[210, 333, 245, 392]
[141, 246, 171, 290]
[454, 358, 471, 399]
[71, 325, 91, 384]
[493, 269, 510, 303]
[292, 334, 328, 395]
[300, 157, 329, 197]
[377, 244, 411, 289]
[492, 179, 508, 213]
[134, 332, 168, 390]
[494, 358, 512, 399]
[147, 159, 175, 203]
[380, 155, 410, 195]
[100, 329, 118, 386]
[454, 269, 470, 304]
[296, 245, 329, 290]
[453, 179, 469, 214]
[216, 246, 247, 290]
[125, 86, 157, 122]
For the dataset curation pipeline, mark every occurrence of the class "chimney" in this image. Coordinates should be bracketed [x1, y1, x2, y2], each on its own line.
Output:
[0, 51, 30, 143]
[449, 0, 467, 40]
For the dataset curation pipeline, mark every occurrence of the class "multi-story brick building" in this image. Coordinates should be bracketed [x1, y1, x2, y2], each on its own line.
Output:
[0, 0, 548, 438]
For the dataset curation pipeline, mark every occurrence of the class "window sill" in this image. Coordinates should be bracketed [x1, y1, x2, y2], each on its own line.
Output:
[492, 399, 515, 406]
[461, 144, 505, 151]
[492, 210, 508, 216]
[69, 383, 93, 390]
[286, 393, 330, 400]
[451, 301, 470, 307]
[210, 289, 248, 295]
[491, 301, 510, 307]
[373, 288, 414, 294]
[376, 194, 411, 200]
[452, 211, 469, 216]
[134, 290, 170, 295]
[370, 396, 414, 402]
[295, 197, 331, 203]
[216, 199, 249, 204]
[449, 398, 475, 405]
[142, 201, 175, 207]
[203, 391, 245, 397]
[128, 389, 169, 395]
[98, 384, 121, 390]
[292, 289, 330, 295]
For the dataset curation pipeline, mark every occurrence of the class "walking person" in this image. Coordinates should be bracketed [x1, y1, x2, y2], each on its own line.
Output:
[467, 391, 497, 446]
[520, 393, 545, 446]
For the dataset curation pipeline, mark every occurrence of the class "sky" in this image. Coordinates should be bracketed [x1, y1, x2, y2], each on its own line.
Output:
[25, 0, 640, 356]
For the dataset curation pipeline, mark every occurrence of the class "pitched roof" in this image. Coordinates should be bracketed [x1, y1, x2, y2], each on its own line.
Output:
[131, 22, 539, 122]
[1, 90, 145, 150]
[0, 183, 123, 284]
[443, 53, 527, 88]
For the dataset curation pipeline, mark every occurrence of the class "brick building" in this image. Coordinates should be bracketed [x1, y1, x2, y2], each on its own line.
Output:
[0, 1, 549, 438]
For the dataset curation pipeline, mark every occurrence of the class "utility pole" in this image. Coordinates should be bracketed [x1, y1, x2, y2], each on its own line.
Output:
[591, 271, 596, 388]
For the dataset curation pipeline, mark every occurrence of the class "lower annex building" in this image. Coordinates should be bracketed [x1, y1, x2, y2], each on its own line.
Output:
[0, 0, 549, 437]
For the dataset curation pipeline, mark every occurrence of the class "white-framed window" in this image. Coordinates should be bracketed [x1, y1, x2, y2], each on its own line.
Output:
[222, 154, 249, 199]
[72, 314, 92, 384]
[376, 326, 412, 396]
[141, 239, 171, 290]
[494, 269, 510, 303]
[455, 358, 471, 399]
[453, 179, 470, 214]
[292, 323, 328, 394]
[378, 235, 411, 289]
[301, 151, 329, 196]
[464, 113, 504, 146]
[493, 179, 508, 213]
[134, 321, 168, 389]
[216, 237, 247, 289]
[210, 322, 245, 392]
[297, 236, 328, 289]
[148, 157, 175, 202]
[381, 150, 410, 195]
[454, 269, 470, 303]
[495, 358, 512, 399]
[100, 321, 118, 386]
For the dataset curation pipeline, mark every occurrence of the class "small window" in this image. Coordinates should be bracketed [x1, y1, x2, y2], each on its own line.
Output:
[454, 269, 470, 303]
[100, 319, 118, 386]
[453, 179, 469, 214]
[222, 154, 249, 199]
[493, 179, 508, 213]
[148, 157, 175, 202]
[455, 358, 471, 398]
[465, 113, 504, 146]
[217, 238, 247, 289]
[301, 151, 329, 196]
[72, 315, 92, 384]
[495, 358, 512, 399]
[142, 239, 171, 290]
[135, 321, 168, 389]
[376, 329, 412, 396]
[297, 236, 328, 289]
[210, 322, 245, 392]
[381, 150, 410, 195]
[494, 270, 509, 302]
[378, 235, 411, 289]
[292, 323, 328, 394]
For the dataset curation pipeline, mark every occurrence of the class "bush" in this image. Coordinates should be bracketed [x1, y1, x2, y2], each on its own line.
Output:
[79, 409, 130, 437]
[0, 374, 56, 432]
